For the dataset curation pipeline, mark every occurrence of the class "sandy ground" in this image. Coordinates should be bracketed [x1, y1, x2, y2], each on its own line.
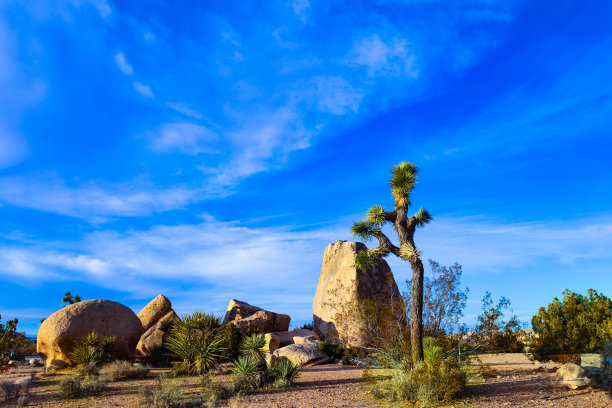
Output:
[0, 354, 610, 407]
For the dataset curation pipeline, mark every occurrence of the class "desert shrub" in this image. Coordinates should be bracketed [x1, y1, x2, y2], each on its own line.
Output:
[240, 333, 266, 362]
[145, 345, 171, 367]
[139, 376, 183, 408]
[474, 292, 524, 352]
[318, 340, 359, 362]
[370, 357, 466, 406]
[299, 321, 314, 331]
[0, 380, 25, 401]
[267, 357, 300, 388]
[199, 373, 234, 403]
[58, 376, 106, 399]
[531, 289, 612, 361]
[231, 355, 263, 378]
[165, 312, 225, 376]
[217, 323, 243, 361]
[100, 360, 149, 381]
[78, 362, 99, 377]
[69, 332, 117, 366]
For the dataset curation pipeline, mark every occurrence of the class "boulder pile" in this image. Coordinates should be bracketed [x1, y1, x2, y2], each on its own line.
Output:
[136, 294, 178, 355]
[222, 299, 290, 334]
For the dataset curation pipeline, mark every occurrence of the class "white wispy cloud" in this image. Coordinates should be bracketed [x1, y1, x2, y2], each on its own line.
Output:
[347, 34, 418, 78]
[0, 174, 198, 220]
[114, 51, 133, 75]
[133, 81, 154, 98]
[167, 102, 204, 120]
[149, 122, 219, 155]
[0, 127, 28, 169]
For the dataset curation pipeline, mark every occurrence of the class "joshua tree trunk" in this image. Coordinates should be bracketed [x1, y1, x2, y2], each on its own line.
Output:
[410, 258, 424, 363]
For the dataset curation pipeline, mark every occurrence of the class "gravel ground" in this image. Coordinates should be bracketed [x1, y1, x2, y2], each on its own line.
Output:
[1, 354, 610, 407]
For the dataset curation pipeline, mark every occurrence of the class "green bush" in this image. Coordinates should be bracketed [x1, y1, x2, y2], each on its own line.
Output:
[240, 333, 266, 362]
[217, 323, 243, 361]
[318, 340, 358, 362]
[139, 376, 183, 408]
[100, 361, 149, 381]
[531, 289, 612, 361]
[69, 332, 117, 366]
[165, 312, 225, 376]
[268, 357, 300, 388]
[58, 376, 107, 399]
[300, 321, 314, 331]
[370, 358, 466, 406]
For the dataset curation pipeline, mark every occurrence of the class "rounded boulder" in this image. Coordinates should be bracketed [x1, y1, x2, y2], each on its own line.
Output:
[36, 299, 143, 368]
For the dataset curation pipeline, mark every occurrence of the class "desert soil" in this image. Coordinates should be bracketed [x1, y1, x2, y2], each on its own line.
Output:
[1, 354, 611, 407]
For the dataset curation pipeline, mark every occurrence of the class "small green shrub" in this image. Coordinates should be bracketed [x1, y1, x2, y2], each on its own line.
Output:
[268, 357, 300, 388]
[139, 376, 183, 407]
[300, 321, 314, 331]
[58, 376, 106, 399]
[240, 333, 266, 362]
[370, 358, 466, 406]
[217, 323, 243, 361]
[165, 312, 225, 376]
[78, 362, 99, 377]
[199, 373, 235, 403]
[318, 340, 358, 362]
[231, 355, 263, 377]
[145, 346, 171, 367]
[100, 361, 149, 381]
[69, 332, 117, 366]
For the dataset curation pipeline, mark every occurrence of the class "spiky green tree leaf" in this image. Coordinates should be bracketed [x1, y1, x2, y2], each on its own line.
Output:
[355, 250, 381, 271]
[414, 208, 433, 228]
[367, 205, 387, 227]
[351, 220, 375, 241]
[389, 162, 419, 202]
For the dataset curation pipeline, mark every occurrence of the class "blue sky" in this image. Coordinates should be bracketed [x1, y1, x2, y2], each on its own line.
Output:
[1, 0, 611, 335]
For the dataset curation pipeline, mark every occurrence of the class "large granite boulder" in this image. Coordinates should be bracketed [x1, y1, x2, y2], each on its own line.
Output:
[313, 240, 402, 346]
[274, 343, 331, 366]
[556, 363, 590, 389]
[222, 299, 290, 334]
[270, 329, 319, 347]
[37, 299, 143, 368]
[136, 309, 178, 355]
[135, 295, 177, 355]
[138, 294, 172, 331]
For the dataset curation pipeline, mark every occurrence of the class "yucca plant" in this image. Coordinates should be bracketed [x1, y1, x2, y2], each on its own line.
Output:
[231, 355, 263, 390]
[240, 333, 266, 362]
[351, 162, 432, 363]
[69, 332, 116, 366]
[165, 312, 225, 376]
[423, 337, 443, 368]
[269, 358, 300, 388]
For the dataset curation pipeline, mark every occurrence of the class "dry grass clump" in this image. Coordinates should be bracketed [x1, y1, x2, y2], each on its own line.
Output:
[139, 375, 183, 408]
[0, 379, 27, 402]
[58, 376, 107, 399]
[100, 360, 150, 381]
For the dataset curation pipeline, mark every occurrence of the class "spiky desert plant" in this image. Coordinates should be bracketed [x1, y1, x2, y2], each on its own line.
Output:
[165, 312, 225, 375]
[69, 332, 116, 366]
[240, 333, 266, 362]
[269, 358, 300, 388]
[351, 162, 432, 363]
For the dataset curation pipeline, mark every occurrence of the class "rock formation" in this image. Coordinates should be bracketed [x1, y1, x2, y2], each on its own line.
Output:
[222, 299, 290, 334]
[556, 363, 591, 389]
[270, 329, 319, 347]
[37, 299, 143, 368]
[312, 240, 402, 346]
[136, 294, 178, 355]
[274, 343, 331, 366]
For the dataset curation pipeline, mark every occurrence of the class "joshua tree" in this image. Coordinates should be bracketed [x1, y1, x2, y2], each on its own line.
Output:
[351, 162, 432, 363]
[62, 291, 82, 305]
